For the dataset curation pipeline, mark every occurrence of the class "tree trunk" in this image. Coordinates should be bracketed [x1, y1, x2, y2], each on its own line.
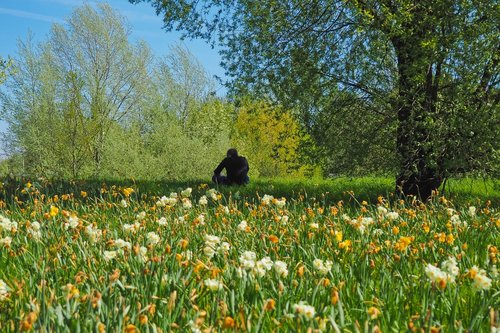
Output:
[393, 37, 443, 201]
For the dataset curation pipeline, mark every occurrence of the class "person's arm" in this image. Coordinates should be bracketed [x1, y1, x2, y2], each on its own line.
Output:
[236, 158, 249, 176]
[214, 158, 227, 175]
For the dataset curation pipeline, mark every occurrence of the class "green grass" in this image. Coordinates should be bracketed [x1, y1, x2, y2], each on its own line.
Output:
[1, 176, 498, 208]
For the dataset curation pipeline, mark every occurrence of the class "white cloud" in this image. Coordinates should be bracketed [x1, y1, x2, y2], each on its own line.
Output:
[0, 7, 64, 23]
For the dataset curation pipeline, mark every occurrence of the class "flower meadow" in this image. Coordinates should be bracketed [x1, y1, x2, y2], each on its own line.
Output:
[0, 182, 498, 332]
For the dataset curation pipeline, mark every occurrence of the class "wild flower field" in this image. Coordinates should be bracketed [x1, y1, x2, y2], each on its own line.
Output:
[0, 181, 498, 332]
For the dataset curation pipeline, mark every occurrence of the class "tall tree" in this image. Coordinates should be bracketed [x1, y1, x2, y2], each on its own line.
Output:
[1, 4, 153, 178]
[131, 0, 499, 199]
[49, 3, 152, 175]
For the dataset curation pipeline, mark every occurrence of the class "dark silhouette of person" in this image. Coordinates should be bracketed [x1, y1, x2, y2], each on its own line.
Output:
[212, 148, 249, 185]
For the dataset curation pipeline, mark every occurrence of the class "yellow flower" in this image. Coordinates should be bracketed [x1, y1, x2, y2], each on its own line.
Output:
[179, 239, 189, 249]
[222, 316, 235, 329]
[394, 236, 413, 251]
[80, 191, 87, 198]
[124, 324, 138, 333]
[264, 299, 275, 311]
[122, 187, 134, 197]
[339, 240, 352, 251]
[50, 205, 59, 217]
[368, 306, 380, 319]
[268, 235, 279, 244]
[139, 314, 148, 325]
[331, 290, 339, 304]
[446, 234, 455, 245]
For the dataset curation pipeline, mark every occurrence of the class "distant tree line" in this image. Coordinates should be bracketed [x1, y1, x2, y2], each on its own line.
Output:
[0, 4, 314, 180]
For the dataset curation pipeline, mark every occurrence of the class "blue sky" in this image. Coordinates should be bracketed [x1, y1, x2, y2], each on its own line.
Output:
[0, 0, 226, 87]
[0, 0, 227, 142]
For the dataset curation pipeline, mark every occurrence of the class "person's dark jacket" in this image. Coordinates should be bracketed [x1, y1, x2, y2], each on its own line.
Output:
[214, 155, 249, 185]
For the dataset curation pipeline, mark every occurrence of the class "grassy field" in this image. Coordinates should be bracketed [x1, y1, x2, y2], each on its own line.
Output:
[0, 177, 498, 332]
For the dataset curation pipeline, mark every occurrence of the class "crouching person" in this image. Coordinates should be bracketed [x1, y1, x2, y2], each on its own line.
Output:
[212, 148, 249, 185]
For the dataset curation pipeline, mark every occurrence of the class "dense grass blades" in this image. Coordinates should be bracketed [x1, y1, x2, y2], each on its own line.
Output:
[0, 179, 498, 332]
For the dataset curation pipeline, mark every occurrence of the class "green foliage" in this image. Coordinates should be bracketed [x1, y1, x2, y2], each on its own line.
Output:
[0, 56, 11, 85]
[132, 0, 500, 198]
[231, 99, 315, 177]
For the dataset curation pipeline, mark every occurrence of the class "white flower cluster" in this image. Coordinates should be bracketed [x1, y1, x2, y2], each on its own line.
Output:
[65, 215, 79, 230]
[203, 235, 230, 258]
[254, 257, 274, 277]
[182, 198, 192, 209]
[275, 198, 286, 208]
[204, 278, 223, 291]
[239, 251, 257, 270]
[156, 194, 178, 207]
[238, 220, 248, 231]
[313, 258, 333, 275]
[0, 215, 17, 232]
[468, 206, 476, 217]
[198, 195, 208, 206]
[123, 222, 141, 234]
[468, 266, 492, 291]
[450, 214, 467, 228]
[136, 211, 146, 220]
[273, 260, 289, 278]
[115, 238, 132, 250]
[348, 216, 374, 234]
[85, 224, 102, 243]
[0, 279, 9, 301]
[425, 257, 459, 286]
[206, 189, 219, 201]
[260, 195, 286, 208]
[292, 301, 315, 320]
[0, 236, 12, 247]
[440, 257, 460, 281]
[147, 232, 160, 246]
[28, 221, 42, 240]
[377, 206, 399, 221]
[181, 188, 192, 197]
[0, 215, 18, 247]
[261, 194, 274, 206]
[238, 251, 288, 278]
[309, 223, 319, 229]
[157, 217, 168, 226]
[103, 250, 117, 262]
[138, 246, 148, 262]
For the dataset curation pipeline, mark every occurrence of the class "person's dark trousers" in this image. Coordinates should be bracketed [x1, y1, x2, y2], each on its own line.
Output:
[212, 174, 250, 185]
[212, 174, 231, 185]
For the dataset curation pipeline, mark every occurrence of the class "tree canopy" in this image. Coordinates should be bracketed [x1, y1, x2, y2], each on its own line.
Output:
[131, 0, 499, 199]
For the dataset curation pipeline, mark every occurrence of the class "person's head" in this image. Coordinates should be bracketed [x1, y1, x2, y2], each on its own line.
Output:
[227, 148, 238, 158]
